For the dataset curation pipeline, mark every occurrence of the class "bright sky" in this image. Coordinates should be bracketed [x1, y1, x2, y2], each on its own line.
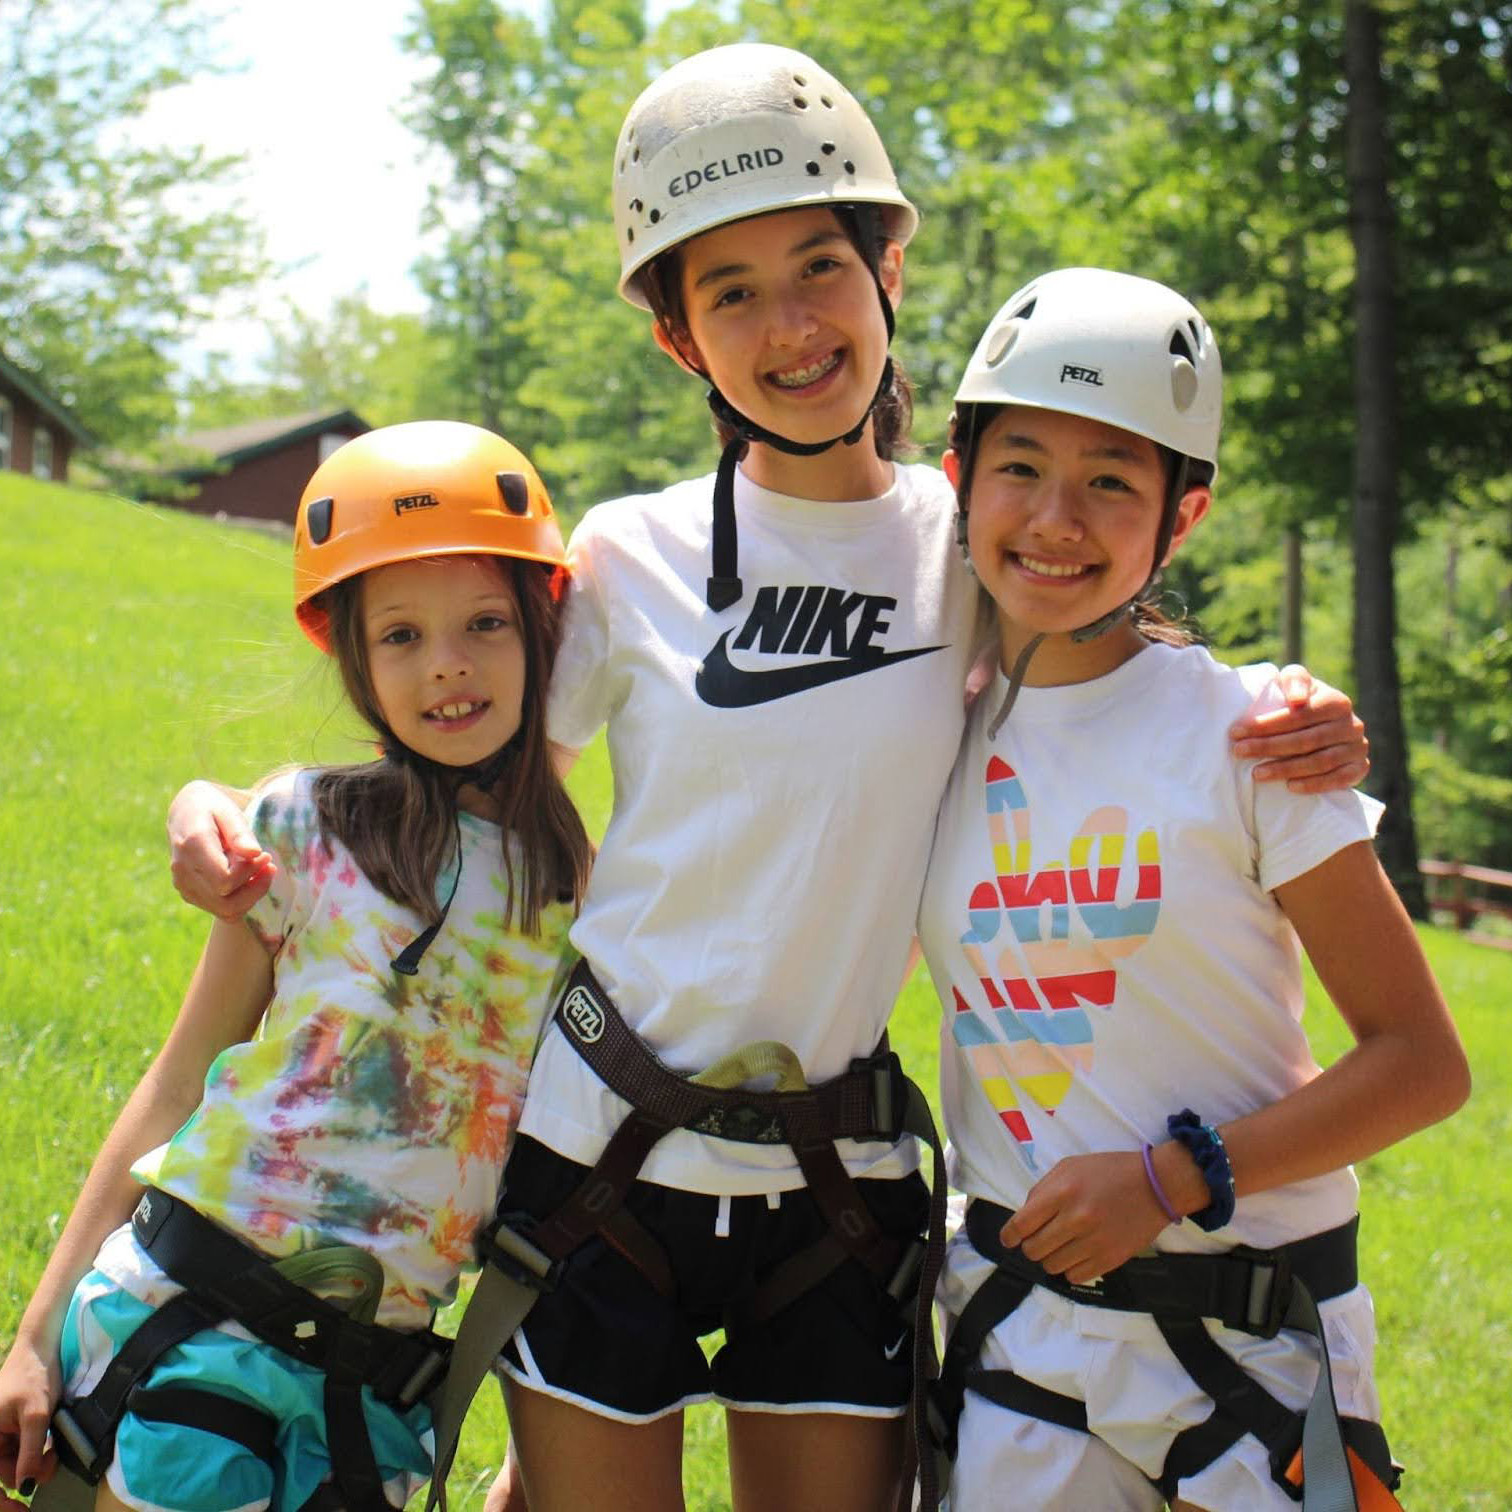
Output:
[143, 0, 445, 374]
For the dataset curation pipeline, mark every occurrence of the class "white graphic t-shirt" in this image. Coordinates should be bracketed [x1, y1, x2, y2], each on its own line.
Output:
[919, 642, 1383, 1253]
[526, 462, 988, 1193]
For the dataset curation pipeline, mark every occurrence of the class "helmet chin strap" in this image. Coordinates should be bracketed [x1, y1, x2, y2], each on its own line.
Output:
[704, 276, 897, 611]
[982, 454, 1192, 741]
[380, 733, 520, 976]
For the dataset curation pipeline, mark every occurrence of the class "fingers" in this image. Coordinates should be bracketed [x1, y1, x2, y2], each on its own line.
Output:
[1274, 664, 1316, 708]
[11, 1405, 55, 1492]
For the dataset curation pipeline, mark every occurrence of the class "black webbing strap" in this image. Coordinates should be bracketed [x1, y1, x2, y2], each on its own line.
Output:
[124, 1384, 278, 1466]
[49, 1189, 449, 1512]
[50, 1290, 223, 1482]
[931, 1200, 1375, 1512]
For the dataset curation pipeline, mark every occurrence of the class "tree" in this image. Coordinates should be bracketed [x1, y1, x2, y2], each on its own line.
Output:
[0, 0, 269, 462]
[181, 291, 459, 433]
[1345, 0, 1426, 910]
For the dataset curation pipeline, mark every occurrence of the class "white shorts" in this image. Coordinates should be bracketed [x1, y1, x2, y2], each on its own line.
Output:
[939, 1229, 1384, 1511]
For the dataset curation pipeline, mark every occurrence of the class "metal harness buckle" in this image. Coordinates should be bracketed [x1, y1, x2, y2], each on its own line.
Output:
[479, 1214, 563, 1295]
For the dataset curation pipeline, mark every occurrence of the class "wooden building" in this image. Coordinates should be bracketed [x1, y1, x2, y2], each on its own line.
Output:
[0, 350, 94, 483]
[172, 409, 370, 525]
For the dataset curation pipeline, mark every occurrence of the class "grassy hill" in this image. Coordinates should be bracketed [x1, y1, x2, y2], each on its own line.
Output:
[2, 473, 1508, 1507]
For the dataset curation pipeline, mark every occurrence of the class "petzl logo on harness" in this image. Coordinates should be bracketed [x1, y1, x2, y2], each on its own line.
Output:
[562, 985, 605, 1045]
[1059, 363, 1104, 387]
[393, 491, 441, 515]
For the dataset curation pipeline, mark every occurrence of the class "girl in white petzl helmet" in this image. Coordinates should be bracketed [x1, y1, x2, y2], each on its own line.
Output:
[918, 268, 1467, 1512]
[162, 49, 1372, 1512]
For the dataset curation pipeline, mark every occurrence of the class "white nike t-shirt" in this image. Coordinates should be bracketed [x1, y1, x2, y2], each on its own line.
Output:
[521, 462, 988, 1193]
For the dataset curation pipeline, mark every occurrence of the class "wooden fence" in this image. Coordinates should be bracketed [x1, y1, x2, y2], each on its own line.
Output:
[1421, 858, 1512, 952]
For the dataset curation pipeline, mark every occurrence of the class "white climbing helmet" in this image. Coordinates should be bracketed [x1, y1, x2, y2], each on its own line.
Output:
[612, 42, 919, 309]
[954, 267, 1223, 469]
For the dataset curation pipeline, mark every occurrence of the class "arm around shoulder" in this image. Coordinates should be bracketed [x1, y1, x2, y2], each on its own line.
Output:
[167, 778, 274, 920]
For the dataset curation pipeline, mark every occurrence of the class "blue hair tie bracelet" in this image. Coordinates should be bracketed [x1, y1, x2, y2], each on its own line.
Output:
[1166, 1109, 1236, 1232]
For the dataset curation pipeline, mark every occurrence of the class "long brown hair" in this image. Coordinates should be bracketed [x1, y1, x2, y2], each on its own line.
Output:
[310, 556, 591, 937]
[644, 203, 916, 461]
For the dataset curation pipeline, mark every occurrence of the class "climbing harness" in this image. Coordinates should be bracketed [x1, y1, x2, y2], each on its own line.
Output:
[927, 1199, 1403, 1512]
[44, 1188, 450, 1512]
[427, 958, 951, 1510]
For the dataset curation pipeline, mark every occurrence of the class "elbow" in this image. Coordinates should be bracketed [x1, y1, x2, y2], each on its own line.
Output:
[1420, 1038, 1472, 1127]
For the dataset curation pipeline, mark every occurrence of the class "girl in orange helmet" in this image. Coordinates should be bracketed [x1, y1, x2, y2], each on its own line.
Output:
[0, 423, 590, 1512]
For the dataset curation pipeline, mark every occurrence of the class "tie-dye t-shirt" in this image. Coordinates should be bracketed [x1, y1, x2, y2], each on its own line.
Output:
[131, 769, 573, 1327]
[919, 643, 1382, 1254]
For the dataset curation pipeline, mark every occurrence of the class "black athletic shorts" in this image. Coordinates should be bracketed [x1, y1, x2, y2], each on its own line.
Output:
[496, 1134, 930, 1421]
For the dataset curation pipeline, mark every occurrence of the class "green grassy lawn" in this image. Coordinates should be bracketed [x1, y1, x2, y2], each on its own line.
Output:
[3, 475, 1509, 1508]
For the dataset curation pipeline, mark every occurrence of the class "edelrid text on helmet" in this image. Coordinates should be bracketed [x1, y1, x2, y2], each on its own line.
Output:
[612, 43, 918, 308]
[293, 421, 566, 652]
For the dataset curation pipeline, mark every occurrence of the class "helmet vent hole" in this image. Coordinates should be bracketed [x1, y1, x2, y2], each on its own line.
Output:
[1188, 318, 1203, 347]
[806, 160, 821, 176]
[794, 73, 807, 85]
[1010, 297, 1036, 321]
[821, 141, 836, 154]
[497, 471, 530, 515]
[984, 323, 1020, 367]
[843, 159, 855, 174]
[632, 146, 640, 163]
[1171, 358, 1199, 412]
[649, 207, 661, 223]
[1168, 328, 1194, 363]
[627, 228, 635, 242]
[631, 198, 643, 212]
[794, 95, 808, 109]
[307, 496, 334, 545]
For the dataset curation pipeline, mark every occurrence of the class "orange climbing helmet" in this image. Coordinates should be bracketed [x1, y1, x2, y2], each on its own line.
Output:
[293, 421, 567, 651]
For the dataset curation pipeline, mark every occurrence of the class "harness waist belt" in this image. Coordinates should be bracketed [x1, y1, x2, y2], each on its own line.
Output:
[965, 1199, 1358, 1338]
[553, 958, 906, 1146]
[132, 1188, 448, 1404]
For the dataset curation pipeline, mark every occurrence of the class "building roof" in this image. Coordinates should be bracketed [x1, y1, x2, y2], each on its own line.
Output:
[176, 409, 370, 474]
[0, 348, 95, 446]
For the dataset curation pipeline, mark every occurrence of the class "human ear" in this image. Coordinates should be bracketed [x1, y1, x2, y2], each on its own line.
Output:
[1162, 486, 1212, 564]
[942, 447, 962, 491]
[651, 318, 704, 376]
[878, 240, 905, 311]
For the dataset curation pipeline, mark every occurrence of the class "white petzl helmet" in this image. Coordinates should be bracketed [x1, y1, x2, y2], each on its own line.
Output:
[954, 267, 1222, 469]
[612, 42, 918, 309]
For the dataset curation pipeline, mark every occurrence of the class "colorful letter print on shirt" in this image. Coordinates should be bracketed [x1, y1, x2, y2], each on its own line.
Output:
[953, 755, 1160, 1165]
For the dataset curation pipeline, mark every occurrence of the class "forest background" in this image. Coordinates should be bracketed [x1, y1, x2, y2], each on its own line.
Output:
[5, 0, 1510, 890]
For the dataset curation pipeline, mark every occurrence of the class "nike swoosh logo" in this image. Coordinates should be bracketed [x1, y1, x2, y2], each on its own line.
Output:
[882, 1331, 908, 1362]
[696, 631, 946, 708]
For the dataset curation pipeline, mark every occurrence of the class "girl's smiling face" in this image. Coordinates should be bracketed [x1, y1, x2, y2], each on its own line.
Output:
[361, 555, 527, 793]
[656, 206, 903, 462]
[947, 405, 1209, 683]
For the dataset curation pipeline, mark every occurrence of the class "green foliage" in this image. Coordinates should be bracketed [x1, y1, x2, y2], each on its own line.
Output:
[181, 293, 462, 433]
[0, 0, 270, 460]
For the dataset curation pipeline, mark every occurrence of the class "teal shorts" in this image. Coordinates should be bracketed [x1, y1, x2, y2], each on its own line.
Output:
[59, 1268, 434, 1512]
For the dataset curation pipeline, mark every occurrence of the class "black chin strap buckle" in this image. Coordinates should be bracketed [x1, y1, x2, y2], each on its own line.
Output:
[706, 575, 743, 612]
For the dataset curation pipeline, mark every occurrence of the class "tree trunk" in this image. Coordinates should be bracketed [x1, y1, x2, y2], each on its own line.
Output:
[1345, 0, 1426, 914]
[1281, 527, 1303, 667]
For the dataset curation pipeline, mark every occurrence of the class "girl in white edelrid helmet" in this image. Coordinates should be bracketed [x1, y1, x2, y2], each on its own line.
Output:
[0, 424, 591, 1512]
[160, 52, 1372, 1512]
[918, 269, 1467, 1512]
